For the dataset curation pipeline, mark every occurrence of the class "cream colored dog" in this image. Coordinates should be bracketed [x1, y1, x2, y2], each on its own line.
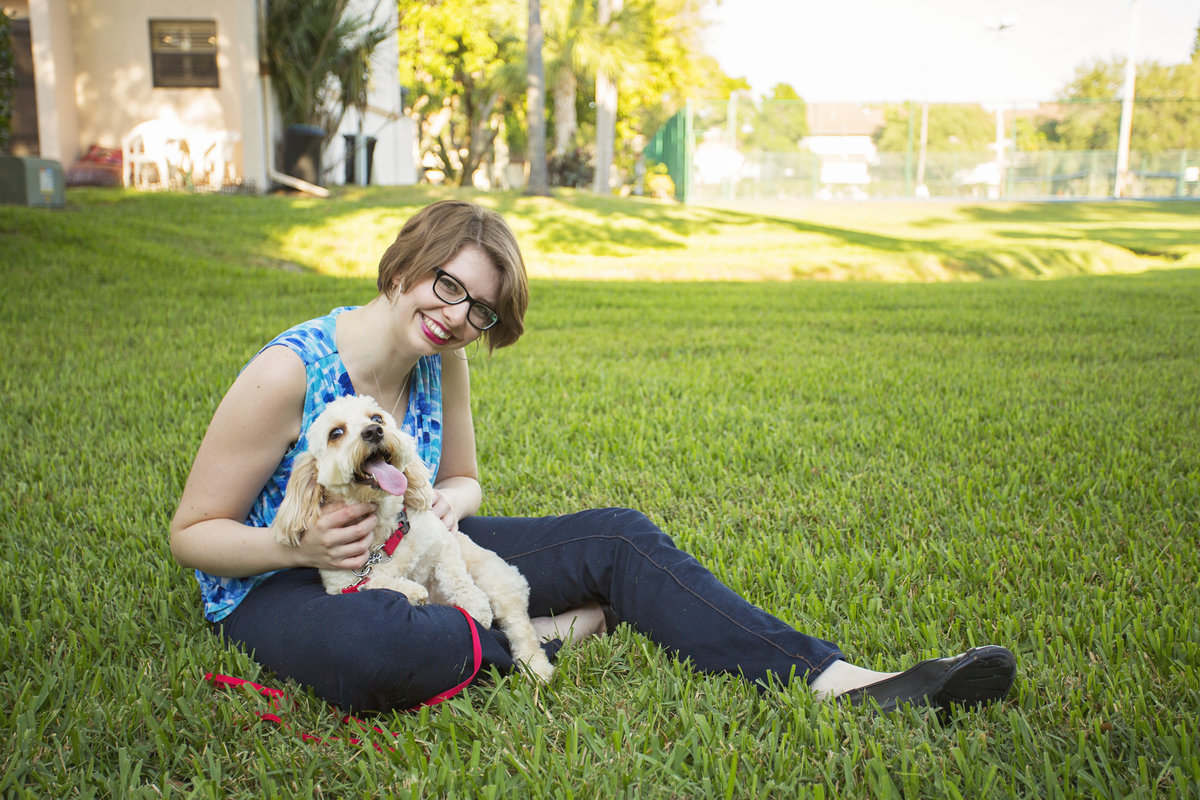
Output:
[272, 393, 553, 682]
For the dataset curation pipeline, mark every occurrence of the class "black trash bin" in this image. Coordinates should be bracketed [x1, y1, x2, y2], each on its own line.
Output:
[343, 134, 377, 185]
[281, 124, 326, 185]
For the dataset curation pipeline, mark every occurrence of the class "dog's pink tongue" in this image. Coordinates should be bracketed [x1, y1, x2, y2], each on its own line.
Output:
[366, 458, 407, 496]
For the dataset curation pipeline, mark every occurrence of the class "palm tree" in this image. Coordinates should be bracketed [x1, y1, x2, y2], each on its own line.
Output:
[542, 0, 649, 185]
[396, 0, 526, 188]
[264, 0, 392, 140]
[593, 0, 620, 193]
[543, 0, 593, 157]
[526, 0, 550, 195]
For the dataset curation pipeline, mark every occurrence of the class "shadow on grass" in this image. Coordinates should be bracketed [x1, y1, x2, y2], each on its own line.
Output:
[58, 188, 1197, 282]
[243, 190, 1147, 279]
[956, 201, 1200, 259]
[997, 227, 1195, 258]
[956, 200, 1196, 224]
[293, 186, 766, 254]
[1084, 227, 1200, 256]
[339, 188, 979, 266]
[488, 191, 765, 253]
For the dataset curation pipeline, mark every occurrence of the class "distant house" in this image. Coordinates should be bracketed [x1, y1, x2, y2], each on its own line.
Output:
[801, 103, 886, 193]
[7, 0, 416, 192]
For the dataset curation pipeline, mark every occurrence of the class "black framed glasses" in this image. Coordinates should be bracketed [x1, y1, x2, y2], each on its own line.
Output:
[432, 269, 500, 331]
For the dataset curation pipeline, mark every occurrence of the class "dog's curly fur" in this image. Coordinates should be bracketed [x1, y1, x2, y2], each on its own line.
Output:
[272, 394, 553, 682]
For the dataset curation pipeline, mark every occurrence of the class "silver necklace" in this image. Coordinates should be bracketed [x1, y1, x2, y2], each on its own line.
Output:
[371, 365, 411, 419]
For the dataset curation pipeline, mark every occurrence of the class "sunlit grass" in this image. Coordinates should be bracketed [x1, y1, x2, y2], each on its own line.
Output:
[1, 187, 1198, 797]
[47, 186, 1197, 282]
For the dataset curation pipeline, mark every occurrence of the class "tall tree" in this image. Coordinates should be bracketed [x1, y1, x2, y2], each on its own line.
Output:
[397, 0, 715, 189]
[744, 84, 808, 152]
[592, 0, 621, 194]
[614, 0, 713, 173]
[1047, 59, 1123, 151]
[526, 0, 550, 195]
[543, 0, 588, 157]
[874, 104, 995, 152]
[1043, 57, 1200, 153]
[264, 0, 392, 137]
[543, 0, 657, 158]
[397, 0, 524, 186]
[1123, 60, 1200, 152]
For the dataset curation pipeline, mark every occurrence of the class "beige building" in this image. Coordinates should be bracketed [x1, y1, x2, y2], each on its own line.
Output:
[7, 0, 416, 191]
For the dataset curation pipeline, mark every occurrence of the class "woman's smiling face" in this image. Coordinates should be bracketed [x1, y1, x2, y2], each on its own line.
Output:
[397, 245, 501, 353]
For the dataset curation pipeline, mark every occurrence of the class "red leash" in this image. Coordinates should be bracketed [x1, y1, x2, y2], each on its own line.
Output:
[341, 515, 409, 594]
[203, 672, 394, 749]
[204, 605, 483, 749]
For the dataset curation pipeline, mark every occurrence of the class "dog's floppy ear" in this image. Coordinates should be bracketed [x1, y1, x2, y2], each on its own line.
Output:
[273, 452, 323, 546]
[401, 455, 437, 512]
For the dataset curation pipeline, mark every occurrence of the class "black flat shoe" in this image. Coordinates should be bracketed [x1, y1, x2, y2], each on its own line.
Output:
[842, 645, 1017, 713]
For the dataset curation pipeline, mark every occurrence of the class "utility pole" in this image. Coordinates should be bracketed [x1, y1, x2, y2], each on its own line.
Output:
[916, 102, 929, 196]
[1114, 0, 1141, 198]
[986, 16, 1017, 199]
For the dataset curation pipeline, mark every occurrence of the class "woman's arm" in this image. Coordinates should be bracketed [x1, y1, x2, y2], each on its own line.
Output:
[170, 346, 378, 576]
[430, 351, 483, 530]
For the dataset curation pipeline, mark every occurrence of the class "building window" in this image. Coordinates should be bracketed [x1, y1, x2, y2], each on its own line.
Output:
[149, 19, 219, 88]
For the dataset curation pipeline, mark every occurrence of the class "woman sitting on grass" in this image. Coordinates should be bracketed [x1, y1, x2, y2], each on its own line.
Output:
[170, 199, 1016, 714]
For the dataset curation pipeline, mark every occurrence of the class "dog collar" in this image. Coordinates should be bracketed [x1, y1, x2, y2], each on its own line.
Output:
[382, 509, 410, 556]
[341, 510, 410, 594]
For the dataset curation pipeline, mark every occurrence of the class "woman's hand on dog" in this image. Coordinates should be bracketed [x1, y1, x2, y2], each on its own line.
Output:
[427, 477, 482, 532]
[431, 490, 462, 532]
[294, 500, 378, 571]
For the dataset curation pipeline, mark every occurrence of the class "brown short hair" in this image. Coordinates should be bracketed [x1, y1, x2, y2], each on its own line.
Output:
[377, 201, 529, 351]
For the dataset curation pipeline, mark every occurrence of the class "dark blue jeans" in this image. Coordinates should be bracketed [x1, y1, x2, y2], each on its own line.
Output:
[218, 507, 845, 712]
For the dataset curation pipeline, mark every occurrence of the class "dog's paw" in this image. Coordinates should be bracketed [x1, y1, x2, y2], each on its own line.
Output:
[524, 654, 555, 682]
[390, 580, 429, 604]
[465, 600, 493, 629]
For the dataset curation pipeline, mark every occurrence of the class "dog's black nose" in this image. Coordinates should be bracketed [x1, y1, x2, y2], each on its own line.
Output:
[361, 424, 384, 444]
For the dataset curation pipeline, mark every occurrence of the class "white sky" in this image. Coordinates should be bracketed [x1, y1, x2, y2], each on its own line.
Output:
[702, 0, 1199, 103]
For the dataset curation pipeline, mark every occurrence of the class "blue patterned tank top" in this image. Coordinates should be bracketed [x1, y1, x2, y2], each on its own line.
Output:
[194, 306, 444, 622]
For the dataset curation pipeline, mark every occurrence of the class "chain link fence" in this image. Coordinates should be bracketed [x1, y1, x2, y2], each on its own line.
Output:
[645, 98, 1199, 202]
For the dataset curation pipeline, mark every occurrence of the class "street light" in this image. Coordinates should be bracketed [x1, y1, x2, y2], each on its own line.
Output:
[986, 16, 1018, 198]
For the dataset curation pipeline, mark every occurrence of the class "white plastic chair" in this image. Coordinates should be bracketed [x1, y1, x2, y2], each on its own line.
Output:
[121, 120, 187, 190]
[190, 130, 242, 191]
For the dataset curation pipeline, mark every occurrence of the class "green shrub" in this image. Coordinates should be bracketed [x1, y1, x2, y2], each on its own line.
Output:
[548, 147, 594, 188]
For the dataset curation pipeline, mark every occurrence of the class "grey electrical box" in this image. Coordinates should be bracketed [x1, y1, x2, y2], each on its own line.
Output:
[0, 156, 67, 208]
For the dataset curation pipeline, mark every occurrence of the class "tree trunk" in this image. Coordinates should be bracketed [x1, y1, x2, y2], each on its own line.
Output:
[462, 92, 499, 185]
[593, 0, 621, 194]
[552, 71, 577, 157]
[526, 0, 551, 195]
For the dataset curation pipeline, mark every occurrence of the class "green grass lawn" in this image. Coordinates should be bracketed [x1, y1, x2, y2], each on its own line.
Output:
[1, 187, 1198, 798]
